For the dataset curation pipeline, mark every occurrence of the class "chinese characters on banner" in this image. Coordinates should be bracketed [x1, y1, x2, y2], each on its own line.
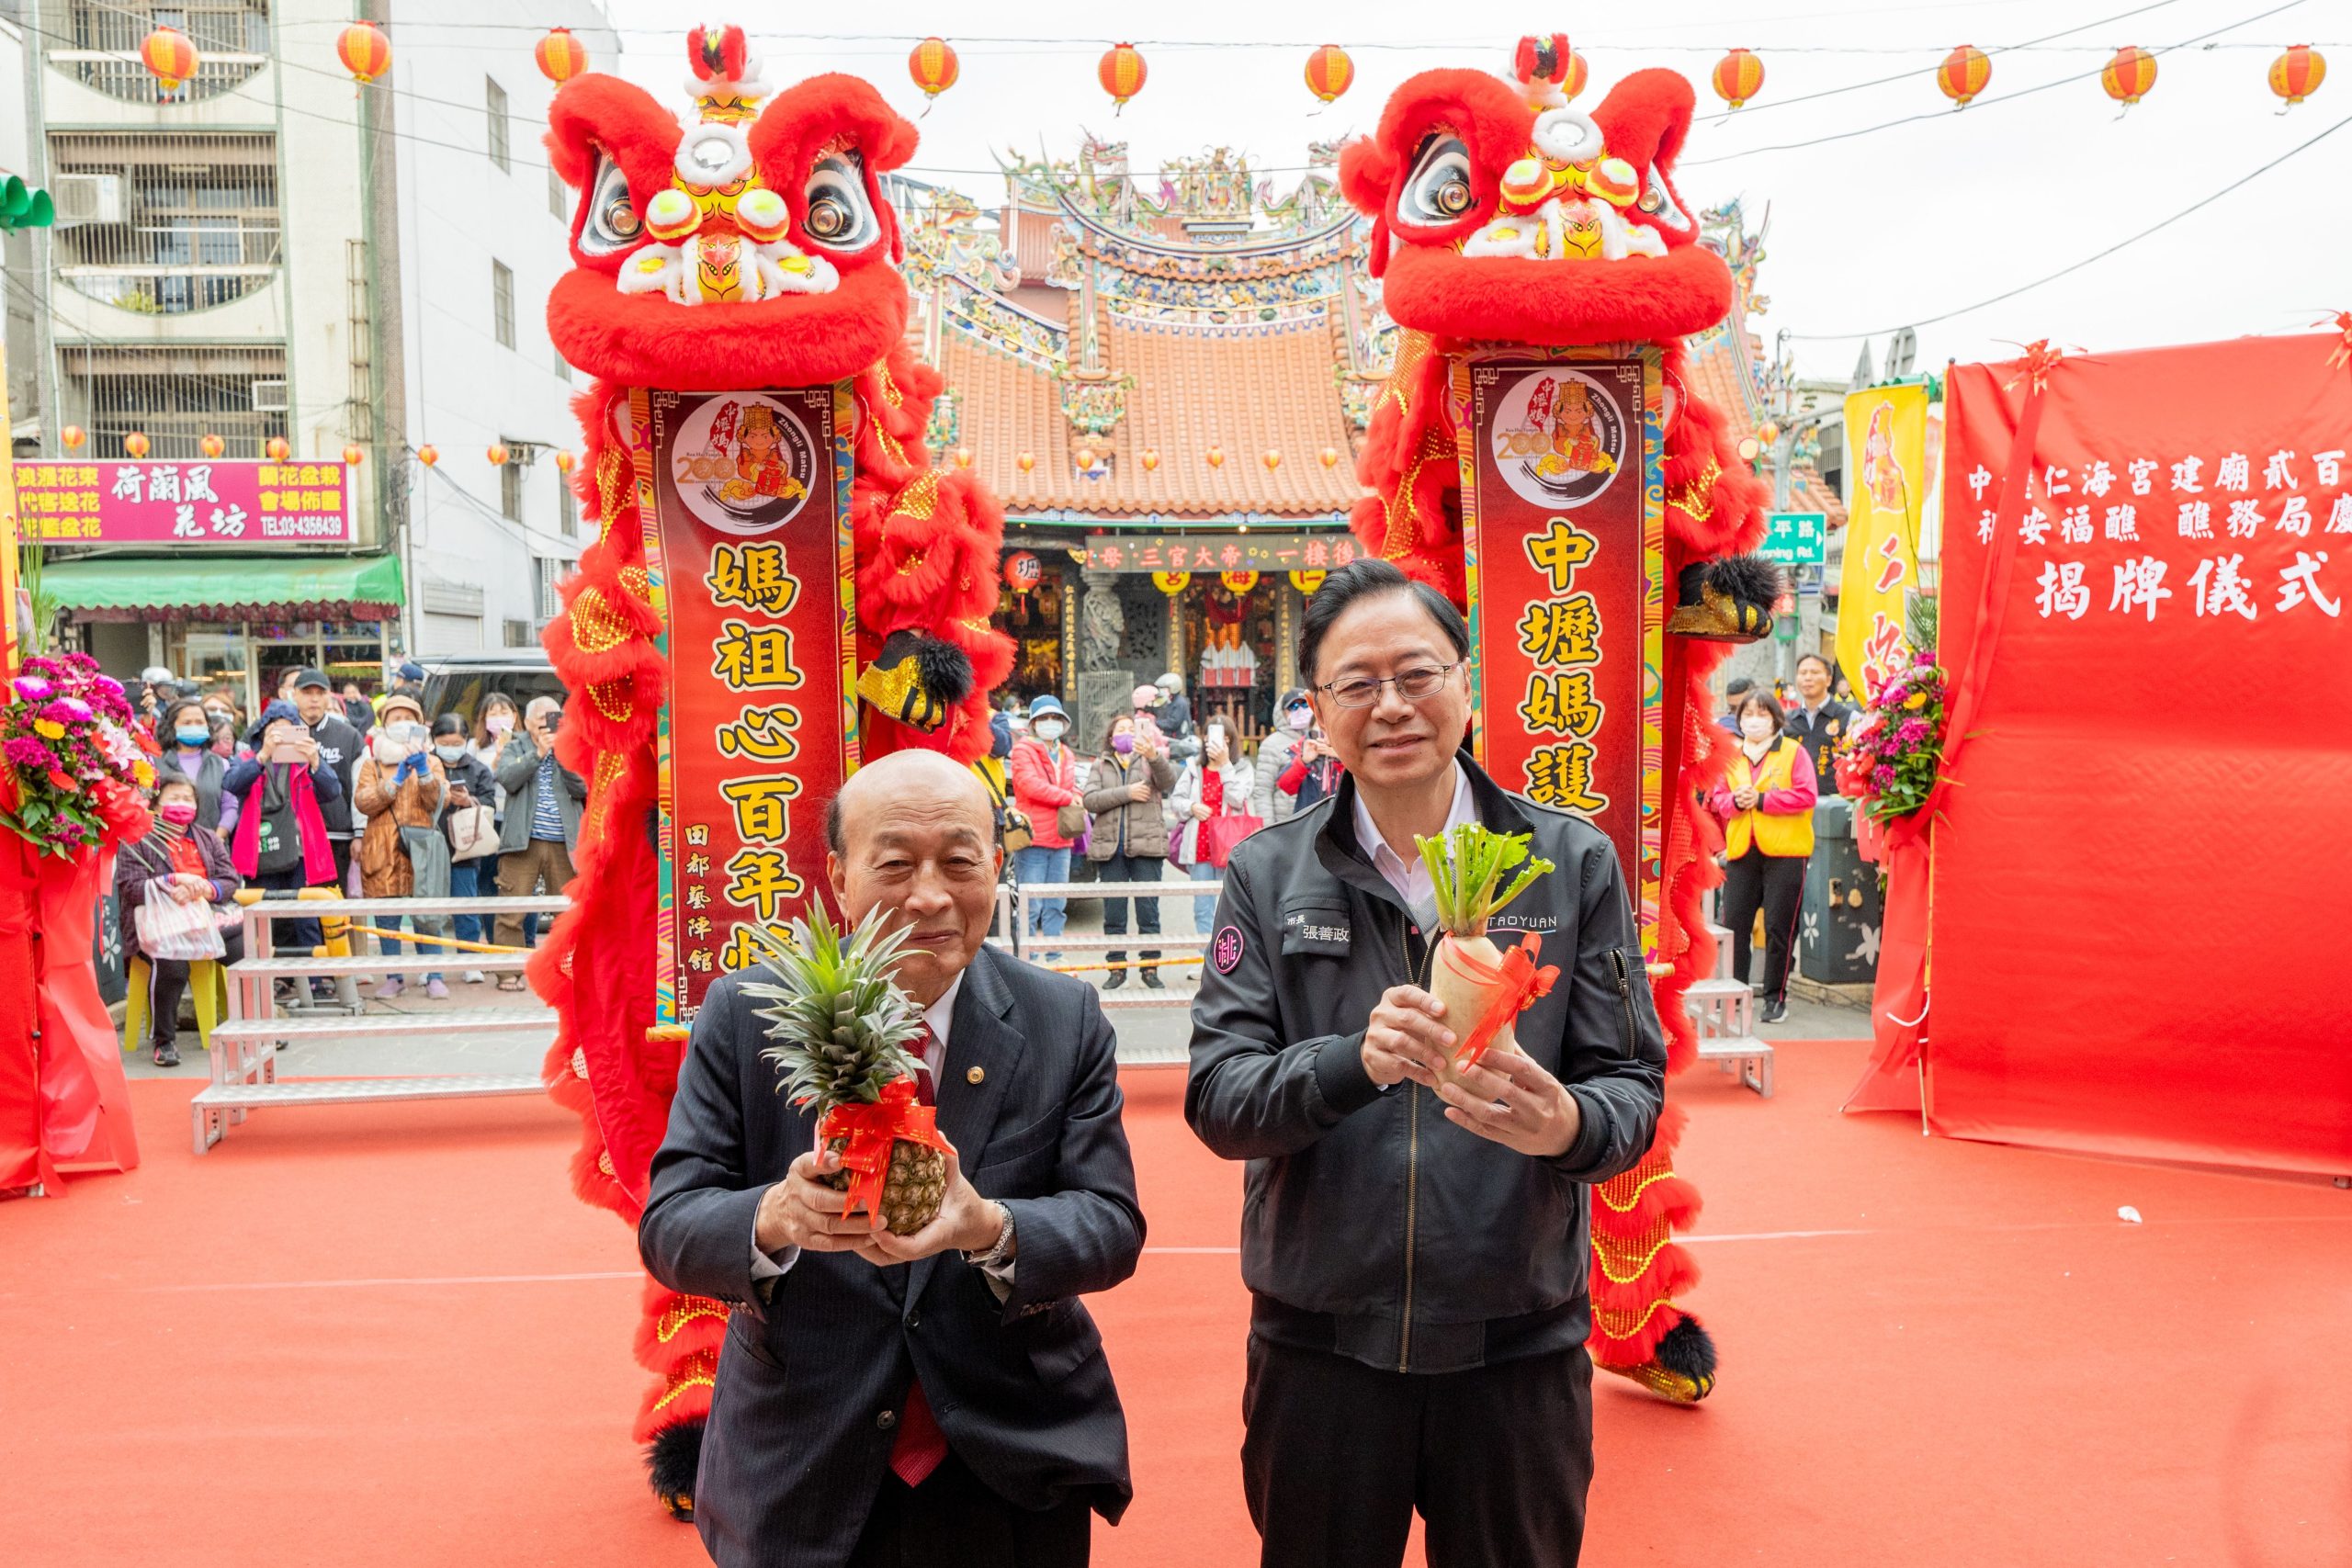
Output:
[1457, 352, 1666, 934]
[1837, 383, 1931, 700]
[7, 459, 356, 545]
[1082, 531, 1362, 575]
[1922, 334, 2352, 1172]
[638, 386, 856, 1022]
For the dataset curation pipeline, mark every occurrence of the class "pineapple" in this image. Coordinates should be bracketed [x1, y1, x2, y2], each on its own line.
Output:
[744, 905, 948, 1235]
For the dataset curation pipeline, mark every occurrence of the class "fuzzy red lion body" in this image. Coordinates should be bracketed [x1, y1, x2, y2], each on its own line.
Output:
[1343, 58, 1771, 1393]
[533, 37, 1012, 1490]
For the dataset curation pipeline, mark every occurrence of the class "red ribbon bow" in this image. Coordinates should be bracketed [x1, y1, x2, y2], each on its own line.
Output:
[816, 1077, 948, 1228]
[1450, 933, 1561, 1069]
[2317, 310, 2352, 370]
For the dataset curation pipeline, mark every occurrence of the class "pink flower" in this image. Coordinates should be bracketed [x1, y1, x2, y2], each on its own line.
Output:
[4, 736, 57, 770]
[1897, 718, 1930, 744]
[11, 675, 52, 701]
[1871, 764, 1896, 788]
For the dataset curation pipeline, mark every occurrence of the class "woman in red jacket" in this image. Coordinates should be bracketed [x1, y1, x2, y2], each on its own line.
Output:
[1007, 693, 1083, 961]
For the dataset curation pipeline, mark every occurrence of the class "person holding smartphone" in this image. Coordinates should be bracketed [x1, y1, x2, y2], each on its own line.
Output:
[492, 694, 586, 986]
[1275, 716, 1344, 812]
[356, 692, 453, 998]
[222, 701, 345, 998]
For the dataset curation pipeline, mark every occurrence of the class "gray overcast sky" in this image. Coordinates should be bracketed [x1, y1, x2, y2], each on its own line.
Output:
[600, 0, 2352, 381]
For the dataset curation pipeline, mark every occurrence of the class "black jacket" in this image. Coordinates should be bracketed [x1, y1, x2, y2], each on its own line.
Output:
[306, 713, 364, 838]
[1783, 697, 1858, 782]
[639, 944, 1143, 1567]
[1186, 753, 1666, 1374]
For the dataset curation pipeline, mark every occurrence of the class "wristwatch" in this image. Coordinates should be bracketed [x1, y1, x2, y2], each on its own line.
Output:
[961, 1201, 1015, 1270]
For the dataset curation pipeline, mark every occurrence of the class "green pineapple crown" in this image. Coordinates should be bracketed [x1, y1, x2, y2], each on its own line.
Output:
[1415, 822, 1555, 939]
[743, 903, 926, 1115]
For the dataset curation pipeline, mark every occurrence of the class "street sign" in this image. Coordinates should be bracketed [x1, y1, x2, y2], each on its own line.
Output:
[1760, 510, 1826, 567]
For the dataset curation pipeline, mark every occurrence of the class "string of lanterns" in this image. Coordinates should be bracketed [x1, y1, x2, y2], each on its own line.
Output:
[122, 26, 2329, 118]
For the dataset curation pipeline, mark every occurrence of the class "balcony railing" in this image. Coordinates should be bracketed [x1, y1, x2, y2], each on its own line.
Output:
[48, 49, 269, 104]
[50, 0, 273, 105]
[57, 220, 282, 314]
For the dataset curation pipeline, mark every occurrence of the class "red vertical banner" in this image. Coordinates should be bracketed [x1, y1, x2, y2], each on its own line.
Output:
[1928, 333, 2352, 1171]
[636, 385, 858, 1023]
[1457, 351, 1667, 935]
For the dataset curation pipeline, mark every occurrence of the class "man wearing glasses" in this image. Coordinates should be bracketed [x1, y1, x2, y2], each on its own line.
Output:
[1185, 559, 1666, 1568]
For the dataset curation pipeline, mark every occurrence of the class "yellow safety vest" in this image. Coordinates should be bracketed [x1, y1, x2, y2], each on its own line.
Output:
[1724, 739, 1815, 859]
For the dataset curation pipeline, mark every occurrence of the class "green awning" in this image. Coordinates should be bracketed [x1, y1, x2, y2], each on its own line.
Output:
[42, 553, 405, 623]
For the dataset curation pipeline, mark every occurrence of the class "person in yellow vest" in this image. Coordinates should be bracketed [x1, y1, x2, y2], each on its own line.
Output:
[1708, 691, 1818, 1025]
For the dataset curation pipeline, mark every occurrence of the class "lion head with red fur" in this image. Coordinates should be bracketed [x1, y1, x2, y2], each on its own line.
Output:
[1338, 41, 1726, 347]
[544, 26, 916, 389]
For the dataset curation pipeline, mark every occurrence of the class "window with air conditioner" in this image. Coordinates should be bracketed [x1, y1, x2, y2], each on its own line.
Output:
[492, 259, 514, 349]
[487, 78, 511, 173]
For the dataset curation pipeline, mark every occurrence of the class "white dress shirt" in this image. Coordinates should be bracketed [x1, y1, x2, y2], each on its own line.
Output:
[1351, 761, 1477, 932]
[752, 972, 1012, 1287]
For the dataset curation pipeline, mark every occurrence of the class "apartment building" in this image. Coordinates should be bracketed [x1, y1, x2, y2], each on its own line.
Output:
[11, 0, 613, 703]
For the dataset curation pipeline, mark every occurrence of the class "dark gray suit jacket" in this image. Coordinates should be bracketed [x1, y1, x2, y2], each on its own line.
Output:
[639, 943, 1144, 1568]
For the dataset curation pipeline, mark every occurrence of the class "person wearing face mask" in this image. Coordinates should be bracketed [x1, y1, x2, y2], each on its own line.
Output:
[222, 702, 343, 1001]
[288, 669, 364, 893]
[1009, 694, 1083, 961]
[1084, 710, 1178, 990]
[1170, 718, 1257, 962]
[156, 697, 237, 836]
[208, 715, 241, 762]
[1708, 691, 1818, 1025]
[1251, 688, 1315, 827]
[115, 775, 244, 1066]
[470, 694, 523, 930]
[432, 712, 501, 983]
[356, 692, 453, 999]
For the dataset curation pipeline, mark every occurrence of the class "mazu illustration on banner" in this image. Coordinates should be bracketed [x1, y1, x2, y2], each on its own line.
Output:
[1456, 350, 1665, 936]
[1838, 383, 1931, 699]
[635, 385, 857, 1022]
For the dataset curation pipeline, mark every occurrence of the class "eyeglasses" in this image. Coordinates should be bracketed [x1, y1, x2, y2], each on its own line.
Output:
[1317, 662, 1460, 709]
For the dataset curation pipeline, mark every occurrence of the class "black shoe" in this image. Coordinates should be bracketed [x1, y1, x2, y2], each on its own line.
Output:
[1759, 998, 1788, 1025]
[152, 1042, 180, 1068]
[1142, 968, 1166, 989]
[1103, 970, 1127, 990]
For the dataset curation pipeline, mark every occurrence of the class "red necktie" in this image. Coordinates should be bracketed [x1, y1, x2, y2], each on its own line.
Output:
[888, 1021, 949, 1487]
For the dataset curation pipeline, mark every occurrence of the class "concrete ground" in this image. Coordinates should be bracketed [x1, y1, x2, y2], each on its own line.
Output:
[125, 863, 1866, 1082]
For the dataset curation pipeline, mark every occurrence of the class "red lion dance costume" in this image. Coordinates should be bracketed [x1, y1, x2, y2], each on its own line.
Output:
[1340, 38, 1783, 1402]
[536, 28, 1010, 1514]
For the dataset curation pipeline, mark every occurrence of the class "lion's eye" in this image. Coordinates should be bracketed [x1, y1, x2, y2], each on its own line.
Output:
[579, 153, 641, 256]
[1397, 135, 1479, 229]
[801, 152, 877, 252]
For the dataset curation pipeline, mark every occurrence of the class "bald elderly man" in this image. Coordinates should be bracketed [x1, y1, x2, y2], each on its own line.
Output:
[640, 750, 1145, 1568]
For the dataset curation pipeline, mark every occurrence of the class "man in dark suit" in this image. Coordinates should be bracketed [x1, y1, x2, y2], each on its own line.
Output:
[640, 749, 1145, 1568]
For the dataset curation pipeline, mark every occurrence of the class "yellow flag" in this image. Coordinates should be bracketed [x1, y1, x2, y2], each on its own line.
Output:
[1838, 383, 1929, 701]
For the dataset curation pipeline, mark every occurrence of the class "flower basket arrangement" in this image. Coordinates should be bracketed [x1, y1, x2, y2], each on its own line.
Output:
[0, 654, 157, 856]
[746, 904, 949, 1235]
[1834, 650, 1948, 822]
[1417, 822, 1560, 1084]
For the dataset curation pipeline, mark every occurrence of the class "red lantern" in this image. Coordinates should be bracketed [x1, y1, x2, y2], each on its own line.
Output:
[1939, 44, 1992, 107]
[1003, 551, 1043, 592]
[535, 28, 589, 85]
[1099, 43, 1147, 115]
[266, 436, 290, 462]
[1319, 446, 1340, 468]
[60, 424, 85, 452]
[123, 432, 152, 460]
[487, 443, 510, 467]
[416, 445, 439, 468]
[1261, 449, 1283, 472]
[2102, 46, 2157, 107]
[1139, 447, 1160, 472]
[1305, 44, 1354, 106]
[1204, 445, 1226, 469]
[951, 446, 975, 469]
[141, 26, 199, 96]
[198, 433, 225, 458]
[1016, 451, 1035, 474]
[554, 450, 575, 475]
[337, 21, 392, 85]
[909, 37, 959, 113]
[1075, 446, 1098, 469]
[343, 444, 366, 467]
[2270, 44, 2326, 107]
[1713, 48, 1764, 110]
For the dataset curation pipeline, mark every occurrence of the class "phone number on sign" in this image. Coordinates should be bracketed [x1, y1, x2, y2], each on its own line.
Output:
[261, 514, 353, 539]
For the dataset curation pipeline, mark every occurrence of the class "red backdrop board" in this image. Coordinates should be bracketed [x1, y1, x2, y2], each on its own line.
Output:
[1458, 351, 1666, 931]
[1929, 333, 2352, 1172]
[637, 385, 857, 1023]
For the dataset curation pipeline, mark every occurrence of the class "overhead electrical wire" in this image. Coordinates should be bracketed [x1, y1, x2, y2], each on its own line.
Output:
[1781, 105, 2352, 338]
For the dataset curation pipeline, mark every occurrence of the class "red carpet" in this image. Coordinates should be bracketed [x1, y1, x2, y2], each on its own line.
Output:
[3, 1042, 2346, 1566]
